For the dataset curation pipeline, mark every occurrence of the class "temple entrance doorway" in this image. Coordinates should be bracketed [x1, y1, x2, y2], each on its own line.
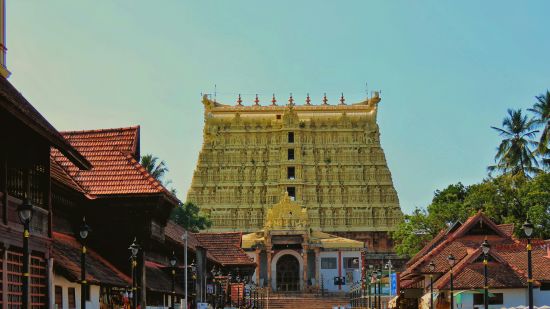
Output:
[276, 254, 300, 291]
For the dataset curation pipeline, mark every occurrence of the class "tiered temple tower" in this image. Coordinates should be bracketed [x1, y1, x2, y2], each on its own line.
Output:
[187, 92, 403, 252]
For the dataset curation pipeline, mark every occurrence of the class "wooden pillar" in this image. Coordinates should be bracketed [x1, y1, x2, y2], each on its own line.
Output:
[255, 249, 261, 285]
[1, 154, 7, 225]
[266, 246, 272, 290]
[314, 248, 320, 288]
[2, 246, 8, 308]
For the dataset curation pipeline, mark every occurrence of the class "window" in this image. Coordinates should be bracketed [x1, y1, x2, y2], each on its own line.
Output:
[344, 257, 360, 269]
[287, 167, 295, 179]
[321, 257, 337, 269]
[287, 187, 296, 200]
[68, 287, 76, 309]
[288, 132, 294, 143]
[288, 149, 295, 160]
[55, 286, 63, 309]
[473, 293, 503, 305]
[276, 115, 282, 120]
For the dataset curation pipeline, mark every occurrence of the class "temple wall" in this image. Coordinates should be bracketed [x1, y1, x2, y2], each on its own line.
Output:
[187, 97, 403, 240]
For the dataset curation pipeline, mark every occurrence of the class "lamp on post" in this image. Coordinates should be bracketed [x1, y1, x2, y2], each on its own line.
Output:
[376, 269, 382, 309]
[182, 231, 188, 309]
[385, 259, 393, 296]
[17, 198, 34, 309]
[79, 217, 90, 309]
[428, 261, 435, 309]
[447, 254, 456, 309]
[129, 238, 140, 309]
[481, 239, 490, 309]
[170, 251, 177, 308]
[523, 219, 534, 309]
[372, 267, 377, 309]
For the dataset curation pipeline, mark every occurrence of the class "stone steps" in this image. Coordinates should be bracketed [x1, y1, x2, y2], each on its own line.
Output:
[265, 296, 350, 309]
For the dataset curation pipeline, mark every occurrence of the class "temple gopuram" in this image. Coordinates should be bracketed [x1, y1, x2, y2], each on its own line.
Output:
[187, 92, 403, 262]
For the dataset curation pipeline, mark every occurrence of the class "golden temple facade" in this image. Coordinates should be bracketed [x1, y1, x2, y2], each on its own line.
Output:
[187, 92, 403, 248]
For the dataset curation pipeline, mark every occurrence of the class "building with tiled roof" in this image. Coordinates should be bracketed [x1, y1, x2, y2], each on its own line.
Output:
[396, 212, 550, 309]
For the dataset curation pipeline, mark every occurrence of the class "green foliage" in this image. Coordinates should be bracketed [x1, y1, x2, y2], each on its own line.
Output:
[489, 109, 540, 177]
[528, 90, 550, 168]
[140, 154, 170, 184]
[392, 173, 550, 257]
[170, 202, 212, 232]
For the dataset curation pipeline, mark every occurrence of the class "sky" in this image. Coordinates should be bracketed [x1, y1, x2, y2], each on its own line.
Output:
[6, 1, 550, 214]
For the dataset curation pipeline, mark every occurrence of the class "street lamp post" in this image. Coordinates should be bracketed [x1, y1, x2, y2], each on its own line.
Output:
[481, 239, 491, 309]
[428, 261, 435, 309]
[523, 219, 534, 309]
[79, 218, 90, 309]
[447, 254, 456, 309]
[17, 198, 34, 309]
[170, 251, 177, 308]
[372, 268, 377, 309]
[190, 261, 197, 308]
[368, 265, 374, 309]
[129, 238, 140, 309]
[385, 260, 393, 296]
[377, 269, 382, 309]
[182, 231, 188, 309]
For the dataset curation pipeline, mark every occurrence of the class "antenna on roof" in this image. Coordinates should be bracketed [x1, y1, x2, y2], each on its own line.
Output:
[365, 82, 368, 98]
[214, 84, 217, 103]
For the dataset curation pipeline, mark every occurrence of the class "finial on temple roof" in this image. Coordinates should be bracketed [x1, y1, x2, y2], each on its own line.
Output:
[288, 93, 294, 106]
[254, 94, 260, 106]
[236, 94, 243, 106]
[306, 93, 311, 105]
[339, 93, 346, 105]
[271, 94, 277, 106]
[322, 93, 328, 105]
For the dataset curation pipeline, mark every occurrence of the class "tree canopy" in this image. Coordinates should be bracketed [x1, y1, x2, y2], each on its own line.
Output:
[391, 173, 550, 257]
[170, 202, 212, 232]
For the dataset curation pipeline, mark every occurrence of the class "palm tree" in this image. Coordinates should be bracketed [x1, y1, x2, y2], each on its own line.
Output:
[489, 109, 540, 177]
[528, 90, 550, 168]
[140, 154, 169, 184]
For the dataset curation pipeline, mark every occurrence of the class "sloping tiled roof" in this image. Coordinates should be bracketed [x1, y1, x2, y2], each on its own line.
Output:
[52, 232, 131, 287]
[145, 261, 185, 295]
[50, 126, 177, 199]
[194, 232, 255, 267]
[401, 212, 550, 291]
[497, 223, 515, 237]
[0, 77, 90, 169]
[444, 262, 527, 289]
[50, 157, 86, 194]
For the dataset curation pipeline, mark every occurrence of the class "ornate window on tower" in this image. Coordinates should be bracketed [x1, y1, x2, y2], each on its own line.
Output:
[287, 187, 296, 200]
[288, 132, 294, 143]
[288, 149, 295, 160]
[287, 167, 295, 179]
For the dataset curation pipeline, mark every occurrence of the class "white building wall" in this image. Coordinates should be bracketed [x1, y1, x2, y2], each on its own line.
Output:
[453, 288, 528, 309]
[534, 288, 550, 307]
[319, 251, 361, 293]
[53, 275, 100, 309]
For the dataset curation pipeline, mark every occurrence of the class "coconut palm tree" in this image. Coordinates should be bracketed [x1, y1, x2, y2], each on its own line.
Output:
[488, 109, 540, 177]
[528, 90, 550, 168]
[140, 154, 169, 183]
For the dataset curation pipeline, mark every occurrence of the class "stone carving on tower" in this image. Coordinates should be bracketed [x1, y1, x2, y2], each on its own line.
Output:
[187, 92, 403, 247]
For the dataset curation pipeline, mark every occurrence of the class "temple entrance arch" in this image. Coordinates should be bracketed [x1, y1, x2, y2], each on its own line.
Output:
[271, 250, 303, 291]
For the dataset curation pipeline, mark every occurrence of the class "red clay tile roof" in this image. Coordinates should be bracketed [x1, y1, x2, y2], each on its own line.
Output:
[443, 262, 527, 289]
[0, 77, 90, 169]
[50, 157, 86, 194]
[50, 126, 177, 200]
[52, 232, 131, 287]
[497, 223, 515, 237]
[194, 232, 255, 267]
[401, 212, 550, 291]
[145, 261, 185, 295]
